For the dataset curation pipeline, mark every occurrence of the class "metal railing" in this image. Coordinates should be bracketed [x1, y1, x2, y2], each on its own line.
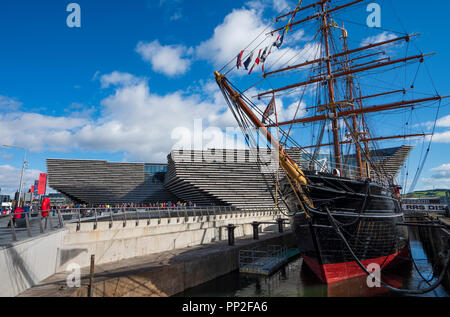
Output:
[239, 245, 288, 274]
[299, 160, 392, 185]
[0, 206, 279, 245]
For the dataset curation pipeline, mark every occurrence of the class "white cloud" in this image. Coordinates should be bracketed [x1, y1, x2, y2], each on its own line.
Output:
[431, 163, 450, 171]
[418, 114, 450, 131]
[136, 40, 192, 77]
[0, 96, 22, 112]
[0, 73, 238, 163]
[265, 42, 321, 71]
[246, 0, 292, 13]
[0, 67, 314, 166]
[360, 31, 398, 48]
[0, 112, 87, 152]
[436, 115, 450, 128]
[271, 0, 290, 12]
[429, 131, 450, 143]
[431, 163, 450, 177]
[196, 8, 268, 66]
[418, 163, 450, 190]
[100, 71, 141, 88]
[170, 11, 182, 21]
[195, 3, 320, 79]
[0, 165, 42, 197]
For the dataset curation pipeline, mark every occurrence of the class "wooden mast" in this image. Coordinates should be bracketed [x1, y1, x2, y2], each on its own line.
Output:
[214, 71, 315, 209]
[301, 133, 429, 149]
[267, 96, 448, 127]
[214, 0, 445, 190]
[341, 24, 364, 179]
[321, 1, 342, 172]
[258, 53, 432, 99]
[263, 34, 418, 79]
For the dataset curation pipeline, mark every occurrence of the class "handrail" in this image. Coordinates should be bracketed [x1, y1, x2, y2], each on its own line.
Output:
[0, 206, 279, 245]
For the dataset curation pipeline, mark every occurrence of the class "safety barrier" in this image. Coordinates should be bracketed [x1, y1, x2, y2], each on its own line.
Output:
[0, 206, 280, 245]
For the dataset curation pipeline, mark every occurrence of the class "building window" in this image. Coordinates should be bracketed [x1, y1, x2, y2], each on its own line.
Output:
[144, 165, 168, 184]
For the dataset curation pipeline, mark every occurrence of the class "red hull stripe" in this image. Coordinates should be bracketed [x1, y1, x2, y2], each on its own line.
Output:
[302, 247, 410, 284]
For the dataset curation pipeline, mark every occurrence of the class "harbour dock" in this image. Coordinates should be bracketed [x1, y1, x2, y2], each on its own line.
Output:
[19, 229, 295, 297]
[0, 206, 294, 297]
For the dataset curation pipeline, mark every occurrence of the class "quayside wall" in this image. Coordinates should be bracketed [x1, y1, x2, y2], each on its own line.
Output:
[1, 210, 278, 297]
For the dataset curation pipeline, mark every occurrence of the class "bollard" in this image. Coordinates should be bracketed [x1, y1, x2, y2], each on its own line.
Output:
[88, 254, 95, 297]
[57, 210, 64, 228]
[252, 222, 260, 240]
[93, 210, 98, 230]
[277, 218, 284, 233]
[109, 210, 113, 229]
[9, 214, 17, 242]
[227, 224, 236, 246]
[48, 211, 54, 230]
[38, 212, 45, 233]
[25, 212, 32, 238]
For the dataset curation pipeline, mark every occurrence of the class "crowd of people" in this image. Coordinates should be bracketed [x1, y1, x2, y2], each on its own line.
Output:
[52, 201, 197, 211]
[3, 199, 199, 228]
[5, 198, 51, 228]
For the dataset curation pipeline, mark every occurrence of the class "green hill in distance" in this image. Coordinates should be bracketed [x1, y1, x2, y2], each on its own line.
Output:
[403, 189, 449, 199]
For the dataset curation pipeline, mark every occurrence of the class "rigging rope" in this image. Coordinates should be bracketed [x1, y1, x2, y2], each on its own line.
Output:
[325, 206, 450, 295]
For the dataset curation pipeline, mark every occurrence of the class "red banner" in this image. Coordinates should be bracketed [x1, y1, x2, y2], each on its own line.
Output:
[31, 185, 35, 193]
[38, 173, 47, 195]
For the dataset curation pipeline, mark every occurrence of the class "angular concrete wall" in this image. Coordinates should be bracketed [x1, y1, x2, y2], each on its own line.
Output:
[0, 230, 66, 297]
[47, 159, 177, 204]
[58, 211, 278, 271]
[1, 211, 278, 297]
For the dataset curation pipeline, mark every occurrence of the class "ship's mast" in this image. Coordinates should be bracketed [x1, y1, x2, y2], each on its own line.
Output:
[216, 0, 449, 187]
[320, 1, 342, 172]
[341, 25, 364, 179]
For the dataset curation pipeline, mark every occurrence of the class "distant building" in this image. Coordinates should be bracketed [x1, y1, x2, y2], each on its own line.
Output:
[46, 159, 177, 205]
[0, 195, 11, 203]
[46, 193, 72, 206]
[14, 192, 33, 204]
[46, 146, 412, 208]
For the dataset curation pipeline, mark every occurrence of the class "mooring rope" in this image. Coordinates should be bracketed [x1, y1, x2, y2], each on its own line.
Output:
[325, 207, 450, 295]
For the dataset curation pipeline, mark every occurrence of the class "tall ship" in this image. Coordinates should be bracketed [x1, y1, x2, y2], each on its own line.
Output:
[214, 0, 447, 283]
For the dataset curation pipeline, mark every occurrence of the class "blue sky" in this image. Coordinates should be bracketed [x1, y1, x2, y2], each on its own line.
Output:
[0, 0, 449, 196]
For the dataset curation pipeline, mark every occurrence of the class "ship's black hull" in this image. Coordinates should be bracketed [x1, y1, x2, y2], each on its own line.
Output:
[285, 174, 410, 284]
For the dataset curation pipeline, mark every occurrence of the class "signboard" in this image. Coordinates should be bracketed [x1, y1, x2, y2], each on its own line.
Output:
[37, 173, 47, 195]
[402, 198, 442, 205]
[402, 204, 448, 212]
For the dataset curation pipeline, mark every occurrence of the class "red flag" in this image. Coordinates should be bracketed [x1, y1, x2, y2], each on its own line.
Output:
[236, 50, 244, 69]
[249, 49, 262, 75]
[37, 173, 47, 195]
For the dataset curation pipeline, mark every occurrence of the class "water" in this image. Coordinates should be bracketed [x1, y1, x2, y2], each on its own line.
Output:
[177, 227, 449, 297]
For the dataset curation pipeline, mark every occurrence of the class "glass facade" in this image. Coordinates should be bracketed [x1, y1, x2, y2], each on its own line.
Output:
[144, 164, 168, 184]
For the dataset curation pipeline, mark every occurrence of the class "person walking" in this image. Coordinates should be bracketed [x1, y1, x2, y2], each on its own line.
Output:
[7, 206, 23, 228]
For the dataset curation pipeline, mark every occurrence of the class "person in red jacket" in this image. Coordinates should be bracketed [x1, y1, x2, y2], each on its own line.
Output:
[14, 207, 23, 219]
[7, 206, 23, 228]
[41, 198, 51, 218]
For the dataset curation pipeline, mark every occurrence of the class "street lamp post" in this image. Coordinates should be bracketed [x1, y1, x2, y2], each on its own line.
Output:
[2, 145, 27, 207]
